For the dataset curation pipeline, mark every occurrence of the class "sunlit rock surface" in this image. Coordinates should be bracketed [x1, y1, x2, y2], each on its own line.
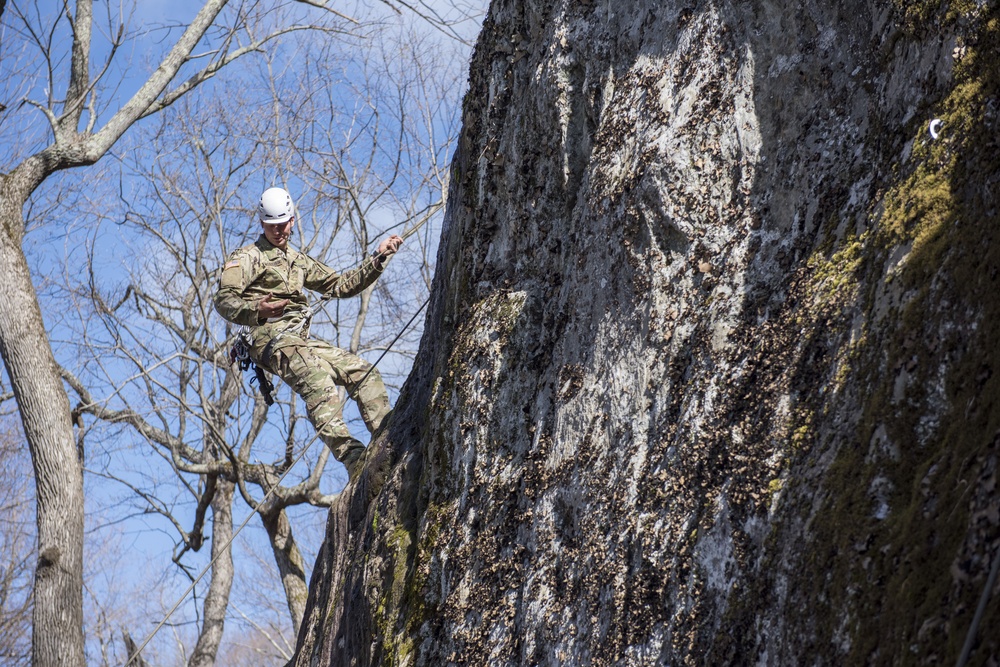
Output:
[290, 1, 1000, 665]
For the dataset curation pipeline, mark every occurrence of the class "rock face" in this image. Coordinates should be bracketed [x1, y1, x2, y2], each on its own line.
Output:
[290, 0, 1000, 665]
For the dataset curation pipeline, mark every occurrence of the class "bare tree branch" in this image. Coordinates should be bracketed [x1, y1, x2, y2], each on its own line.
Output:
[13, 6, 473, 660]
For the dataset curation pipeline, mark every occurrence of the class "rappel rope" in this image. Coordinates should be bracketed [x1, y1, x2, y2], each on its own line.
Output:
[125, 220, 432, 666]
[955, 539, 1000, 667]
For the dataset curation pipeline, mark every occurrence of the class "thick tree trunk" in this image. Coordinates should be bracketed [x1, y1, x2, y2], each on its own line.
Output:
[0, 208, 84, 666]
[188, 479, 234, 667]
[260, 508, 309, 635]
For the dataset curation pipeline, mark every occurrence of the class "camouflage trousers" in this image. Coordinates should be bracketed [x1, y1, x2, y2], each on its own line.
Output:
[258, 337, 391, 462]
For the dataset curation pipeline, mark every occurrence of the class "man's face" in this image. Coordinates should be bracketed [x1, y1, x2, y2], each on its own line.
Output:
[262, 217, 294, 249]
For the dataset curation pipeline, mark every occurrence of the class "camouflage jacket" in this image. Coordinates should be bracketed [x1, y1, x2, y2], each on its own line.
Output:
[214, 234, 385, 353]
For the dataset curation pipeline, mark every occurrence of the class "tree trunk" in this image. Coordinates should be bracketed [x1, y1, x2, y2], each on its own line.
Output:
[0, 207, 84, 666]
[188, 479, 234, 667]
[260, 508, 308, 636]
[122, 629, 150, 667]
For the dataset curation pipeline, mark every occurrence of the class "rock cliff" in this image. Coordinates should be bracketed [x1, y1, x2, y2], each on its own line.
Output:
[290, 0, 1000, 664]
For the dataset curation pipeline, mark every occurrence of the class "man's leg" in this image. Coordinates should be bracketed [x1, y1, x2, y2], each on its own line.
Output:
[267, 340, 364, 463]
[326, 347, 392, 434]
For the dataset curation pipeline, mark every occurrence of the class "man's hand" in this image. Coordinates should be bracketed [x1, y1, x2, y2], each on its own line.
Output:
[377, 235, 403, 258]
[258, 294, 289, 320]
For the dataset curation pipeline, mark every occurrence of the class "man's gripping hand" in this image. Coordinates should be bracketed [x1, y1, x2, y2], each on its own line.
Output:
[377, 235, 403, 258]
[258, 294, 289, 321]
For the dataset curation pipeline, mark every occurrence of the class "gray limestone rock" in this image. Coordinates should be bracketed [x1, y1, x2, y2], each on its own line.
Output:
[290, 1, 1000, 665]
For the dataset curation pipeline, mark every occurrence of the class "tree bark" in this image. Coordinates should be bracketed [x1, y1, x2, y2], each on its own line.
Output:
[260, 507, 309, 636]
[188, 478, 234, 667]
[0, 206, 84, 666]
[61, 0, 92, 136]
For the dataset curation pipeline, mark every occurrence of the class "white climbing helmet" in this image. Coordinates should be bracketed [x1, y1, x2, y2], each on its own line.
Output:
[257, 187, 294, 224]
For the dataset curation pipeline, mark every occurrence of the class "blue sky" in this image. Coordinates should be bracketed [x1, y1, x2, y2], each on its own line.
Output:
[2, 0, 484, 662]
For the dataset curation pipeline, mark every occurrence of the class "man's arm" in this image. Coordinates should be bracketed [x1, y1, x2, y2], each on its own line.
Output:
[214, 247, 280, 326]
[304, 235, 403, 299]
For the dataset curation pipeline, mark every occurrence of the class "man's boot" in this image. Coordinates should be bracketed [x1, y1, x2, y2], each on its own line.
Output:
[371, 408, 394, 438]
[341, 441, 367, 482]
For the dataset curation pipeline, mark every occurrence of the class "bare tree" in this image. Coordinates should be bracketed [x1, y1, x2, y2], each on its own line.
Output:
[0, 2, 432, 664]
[50, 22, 465, 663]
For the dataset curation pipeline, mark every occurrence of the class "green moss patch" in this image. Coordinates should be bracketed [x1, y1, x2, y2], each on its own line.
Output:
[800, 5, 1000, 663]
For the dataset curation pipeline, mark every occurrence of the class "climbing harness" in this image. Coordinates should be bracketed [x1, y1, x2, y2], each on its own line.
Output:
[258, 303, 314, 368]
[228, 325, 275, 405]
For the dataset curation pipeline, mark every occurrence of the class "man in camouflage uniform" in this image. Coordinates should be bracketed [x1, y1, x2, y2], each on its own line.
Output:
[214, 187, 403, 478]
